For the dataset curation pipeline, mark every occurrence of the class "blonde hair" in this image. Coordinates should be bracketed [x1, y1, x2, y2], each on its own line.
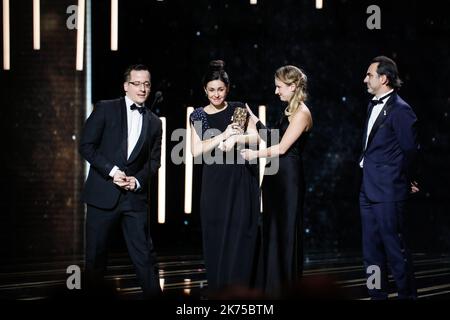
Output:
[275, 65, 308, 117]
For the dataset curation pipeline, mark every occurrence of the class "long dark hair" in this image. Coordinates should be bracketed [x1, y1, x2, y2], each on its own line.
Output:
[202, 60, 230, 88]
[371, 56, 402, 90]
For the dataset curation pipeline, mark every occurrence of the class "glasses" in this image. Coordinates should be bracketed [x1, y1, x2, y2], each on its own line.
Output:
[128, 81, 151, 88]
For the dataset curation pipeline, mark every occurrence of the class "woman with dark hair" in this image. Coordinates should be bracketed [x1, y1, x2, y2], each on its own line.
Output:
[189, 60, 261, 294]
[241, 65, 313, 296]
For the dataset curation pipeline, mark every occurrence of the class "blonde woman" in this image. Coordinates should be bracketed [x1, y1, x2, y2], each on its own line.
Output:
[241, 65, 313, 296]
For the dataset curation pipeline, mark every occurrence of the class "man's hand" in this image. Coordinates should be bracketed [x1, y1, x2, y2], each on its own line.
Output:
[113, 170, 127, 187]
[410, 181, 419, 194]
[113, 170, 134, 191]
[124, 176, 137, 191]
[112, 170, 138, 191]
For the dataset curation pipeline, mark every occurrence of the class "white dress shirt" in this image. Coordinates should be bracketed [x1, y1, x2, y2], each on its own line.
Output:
[360, 89, 394, 168]
[109, 95, 144, 190]
[125, 96, 144, 159]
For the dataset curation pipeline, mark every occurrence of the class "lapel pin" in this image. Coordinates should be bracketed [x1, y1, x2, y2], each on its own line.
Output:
[384, 110, 387, 116]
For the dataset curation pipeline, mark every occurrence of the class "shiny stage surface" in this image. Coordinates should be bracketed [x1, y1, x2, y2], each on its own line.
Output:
[1, 252, 449, 300]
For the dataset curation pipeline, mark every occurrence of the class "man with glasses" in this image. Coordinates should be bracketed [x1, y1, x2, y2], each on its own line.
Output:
[80, 64, 162, 298]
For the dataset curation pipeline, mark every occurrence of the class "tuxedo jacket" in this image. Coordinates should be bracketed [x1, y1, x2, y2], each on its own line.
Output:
[80, 97, 162, 210]
[360, 93, 419, 202]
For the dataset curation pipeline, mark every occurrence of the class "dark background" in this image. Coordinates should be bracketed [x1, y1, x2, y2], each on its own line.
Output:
[1, 0, 449, 265]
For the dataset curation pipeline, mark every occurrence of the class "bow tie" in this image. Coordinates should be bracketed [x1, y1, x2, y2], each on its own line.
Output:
[369, 92, 393, 106]
[369, 99, 384, 106]
[130, 104, 146, 114]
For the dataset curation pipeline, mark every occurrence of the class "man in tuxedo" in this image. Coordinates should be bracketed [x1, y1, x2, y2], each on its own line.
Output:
[80, 64, 162, 298]
[359, 56, 419, 299]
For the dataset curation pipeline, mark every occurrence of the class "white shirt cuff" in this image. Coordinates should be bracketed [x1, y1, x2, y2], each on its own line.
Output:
[109, 166, 119, 178]
[135, 179, 141, 191]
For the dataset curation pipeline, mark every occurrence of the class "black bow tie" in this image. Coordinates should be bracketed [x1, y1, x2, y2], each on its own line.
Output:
[369, 99, 384, 106]
[130, 104, 146, 114]
[369, 92, 393, 106]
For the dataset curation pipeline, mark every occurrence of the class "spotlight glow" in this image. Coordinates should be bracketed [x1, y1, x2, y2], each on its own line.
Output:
[111, 0, 118, 51]
[316, 0, 323, 9]
[33, 0, 40, 50]
[76, 0, 85, 71]
[3, 0, 10, 70]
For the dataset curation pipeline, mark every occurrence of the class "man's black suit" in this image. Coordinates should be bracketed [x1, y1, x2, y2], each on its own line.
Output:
[80, 97, 162, 297]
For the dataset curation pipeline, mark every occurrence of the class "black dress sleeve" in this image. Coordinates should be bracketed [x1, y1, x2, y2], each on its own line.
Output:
[190, 108, 210, 139]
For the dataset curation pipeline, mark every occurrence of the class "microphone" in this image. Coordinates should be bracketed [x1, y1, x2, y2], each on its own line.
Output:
[150, 91, 163, 111]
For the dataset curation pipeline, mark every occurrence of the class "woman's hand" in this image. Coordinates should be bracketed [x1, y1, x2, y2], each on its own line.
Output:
[219, 135, 238, 152]
[240, 148, 258, 161]
[246, 103, 259, 124]
[224, 123, 243, 139]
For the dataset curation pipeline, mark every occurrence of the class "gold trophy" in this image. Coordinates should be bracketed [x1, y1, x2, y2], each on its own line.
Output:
[231, 107, 249, 131]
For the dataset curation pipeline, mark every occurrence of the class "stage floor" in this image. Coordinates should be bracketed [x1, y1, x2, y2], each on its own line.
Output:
[1, 252, 449, 300]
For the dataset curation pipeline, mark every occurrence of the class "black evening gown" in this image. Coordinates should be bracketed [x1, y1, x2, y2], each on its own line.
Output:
[190, 102, 261, 292]
[257, 115, 309, 295]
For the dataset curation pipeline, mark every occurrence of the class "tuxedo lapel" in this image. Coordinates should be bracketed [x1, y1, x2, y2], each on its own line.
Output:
[127, 110, 149, 163]
[120, 98, 128, 162]
[362, 103, 375, 151]
[366, 94, 396, 149]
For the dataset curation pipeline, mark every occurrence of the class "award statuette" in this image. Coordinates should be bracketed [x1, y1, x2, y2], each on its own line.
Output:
[231, 106, 249, 131]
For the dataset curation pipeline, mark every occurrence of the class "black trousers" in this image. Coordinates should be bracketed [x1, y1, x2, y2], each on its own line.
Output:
[85, 196, 161, 298]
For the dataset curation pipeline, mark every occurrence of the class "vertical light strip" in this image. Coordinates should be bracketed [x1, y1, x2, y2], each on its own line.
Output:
[158, 117, 167, 224]
[84, 0, 92, 179]
[258, 105, 267, 212]
[110, 0, 118, 51]
[3, 0, 10, 70]
[33, 0, 40, 50]
[76, 0, 85, 71]
[316, 0, 323, 9]
[183, 278, 192, 295]
[82, 0, 92, 274]
[184, 107, 194, 214]
[85, 0, 92, 120]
